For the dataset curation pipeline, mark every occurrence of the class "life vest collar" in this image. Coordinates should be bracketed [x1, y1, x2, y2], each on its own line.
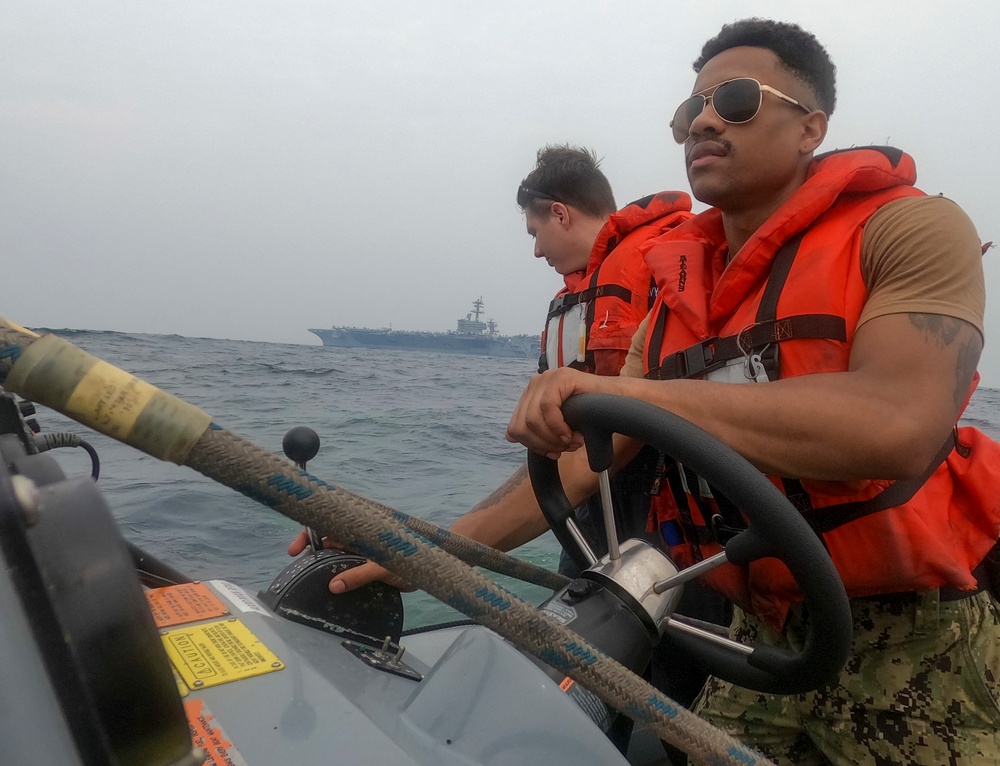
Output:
[586, 191, 692, 276]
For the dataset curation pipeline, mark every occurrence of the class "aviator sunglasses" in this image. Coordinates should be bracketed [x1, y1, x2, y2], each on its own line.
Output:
[670, 77, 813, 144]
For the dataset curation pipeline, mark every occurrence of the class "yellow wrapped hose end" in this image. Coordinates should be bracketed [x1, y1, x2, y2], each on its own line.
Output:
[1, 328, 212, 465]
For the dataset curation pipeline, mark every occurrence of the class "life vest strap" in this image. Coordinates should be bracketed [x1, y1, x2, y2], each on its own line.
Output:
[645, 314, 847, 381]
[546, 283, 633, 321]
[797, 431, 958, 534]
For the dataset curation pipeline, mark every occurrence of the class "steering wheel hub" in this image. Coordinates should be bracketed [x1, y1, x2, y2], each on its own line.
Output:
[582, 538, 683, 641]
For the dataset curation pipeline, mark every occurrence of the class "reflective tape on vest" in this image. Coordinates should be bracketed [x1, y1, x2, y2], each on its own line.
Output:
[545, 303, 588, 370]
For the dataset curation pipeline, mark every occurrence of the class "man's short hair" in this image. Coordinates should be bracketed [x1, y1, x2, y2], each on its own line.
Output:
[694, 18, 837, 116]
[517, 145, 616, 219]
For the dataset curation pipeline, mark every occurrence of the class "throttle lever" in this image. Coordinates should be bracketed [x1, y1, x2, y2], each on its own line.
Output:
[282, 426, 323, 552]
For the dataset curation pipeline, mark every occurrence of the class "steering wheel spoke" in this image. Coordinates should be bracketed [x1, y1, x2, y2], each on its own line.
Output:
[652, 550, 729, 594]
[664, 616, 752, 656]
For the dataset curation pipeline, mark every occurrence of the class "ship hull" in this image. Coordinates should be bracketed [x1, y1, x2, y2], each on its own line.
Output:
[308, 328, 539, 360]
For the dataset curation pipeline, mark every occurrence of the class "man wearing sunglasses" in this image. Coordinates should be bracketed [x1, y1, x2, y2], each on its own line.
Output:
[504, 17, 1000, 766]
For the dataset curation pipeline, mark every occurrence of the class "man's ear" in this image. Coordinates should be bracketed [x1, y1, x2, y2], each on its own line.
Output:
[800, 110, 828, 155]
[550, 201, 572, 228]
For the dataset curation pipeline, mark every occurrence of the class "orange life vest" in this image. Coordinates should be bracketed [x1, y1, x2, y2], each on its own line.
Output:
[640, 147, 1000, 629]
[540, 192, 692, 376]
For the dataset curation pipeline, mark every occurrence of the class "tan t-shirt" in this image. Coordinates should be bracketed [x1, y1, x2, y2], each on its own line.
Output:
[619, 195, 985, 378]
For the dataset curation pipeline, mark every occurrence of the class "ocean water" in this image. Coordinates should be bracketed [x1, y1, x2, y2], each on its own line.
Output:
[20, 329, 1000, 628]
[26, 329, 556, 627]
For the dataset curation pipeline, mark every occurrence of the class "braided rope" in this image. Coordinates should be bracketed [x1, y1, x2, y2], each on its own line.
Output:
[366, 505, 569, 591]
[282, 471, 568, 590]
[0, 322, 774, 766]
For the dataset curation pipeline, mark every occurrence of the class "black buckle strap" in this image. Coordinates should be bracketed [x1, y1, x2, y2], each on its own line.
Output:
[645, 314, 847, 381]
[647, 337, 723, 380]
[546, 283, 633, 321]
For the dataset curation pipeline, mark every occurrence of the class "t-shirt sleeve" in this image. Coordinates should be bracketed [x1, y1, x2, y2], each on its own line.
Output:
[619, 313, 650, 378]
[859, 195, 985, 336]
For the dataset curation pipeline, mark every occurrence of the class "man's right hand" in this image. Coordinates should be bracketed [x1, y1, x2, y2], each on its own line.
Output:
[284, 458, 555, 597]
[286, 529, 415, 594]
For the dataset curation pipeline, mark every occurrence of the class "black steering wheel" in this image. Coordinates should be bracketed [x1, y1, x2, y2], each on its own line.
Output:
[526, 393, 852, 695]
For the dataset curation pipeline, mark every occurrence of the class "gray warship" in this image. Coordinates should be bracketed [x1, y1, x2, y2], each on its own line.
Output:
[308, 297, 540, 359]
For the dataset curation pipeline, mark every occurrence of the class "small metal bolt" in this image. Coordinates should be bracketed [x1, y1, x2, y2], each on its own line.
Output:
[271, 661, 282, 668]
[193, 680, 204, 688]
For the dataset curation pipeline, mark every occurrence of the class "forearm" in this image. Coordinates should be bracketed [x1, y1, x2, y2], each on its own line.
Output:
[449, 464, 549, 551]
[611, 372, 938, 481]
[449, 444, 624, 551]
[510, 314, 980, 483]
[623, 316, 980, 481]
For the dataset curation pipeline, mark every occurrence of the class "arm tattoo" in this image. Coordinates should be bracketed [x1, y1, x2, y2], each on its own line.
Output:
[908, 313, 982, 409]
[907, 313, 962, 346]
[954, 335, 983, 409]
[469, 463, 529, 513]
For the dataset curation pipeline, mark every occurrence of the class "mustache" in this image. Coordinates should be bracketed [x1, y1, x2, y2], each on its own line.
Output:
[685, 137, 733, 163]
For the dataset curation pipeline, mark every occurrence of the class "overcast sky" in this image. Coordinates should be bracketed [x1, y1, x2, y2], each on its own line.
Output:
[4, 2, 999, 384]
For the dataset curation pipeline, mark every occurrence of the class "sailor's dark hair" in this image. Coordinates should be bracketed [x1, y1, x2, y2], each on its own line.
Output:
[518, 144, 616, 219]
[694, 18, 837, 116]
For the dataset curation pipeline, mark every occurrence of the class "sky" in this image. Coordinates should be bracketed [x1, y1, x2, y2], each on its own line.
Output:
[3, 1, 999, 384]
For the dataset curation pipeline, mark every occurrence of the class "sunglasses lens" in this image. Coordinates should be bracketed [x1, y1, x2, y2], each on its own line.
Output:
[671, 95, 705, 143]
[670, 78, 767, 143]
[712, 78, 762, 123]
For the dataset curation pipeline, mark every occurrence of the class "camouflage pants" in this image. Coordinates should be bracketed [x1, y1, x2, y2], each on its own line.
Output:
[692, 590, 1000, 765]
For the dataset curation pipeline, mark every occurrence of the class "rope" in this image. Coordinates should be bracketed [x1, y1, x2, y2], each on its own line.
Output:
[0, 321, 774, 766]
[304, 482, 569, 591]
[388, 508, 569, 591]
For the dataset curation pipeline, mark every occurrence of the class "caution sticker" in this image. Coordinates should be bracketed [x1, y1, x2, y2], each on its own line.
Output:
[184, 698, 249, 766]
[162, 619, 284, 689]
[146, 582, 230, 628]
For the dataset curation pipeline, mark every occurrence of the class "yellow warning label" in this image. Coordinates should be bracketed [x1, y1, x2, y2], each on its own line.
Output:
[161, 619, 283, 689]
[146, 582, 230, 628]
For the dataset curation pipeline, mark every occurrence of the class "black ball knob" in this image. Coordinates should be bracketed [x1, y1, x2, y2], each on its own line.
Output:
[282, 426, 320, 466]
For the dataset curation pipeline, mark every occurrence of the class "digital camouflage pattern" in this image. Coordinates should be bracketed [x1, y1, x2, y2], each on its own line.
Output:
[692, 590, 1000, 765]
